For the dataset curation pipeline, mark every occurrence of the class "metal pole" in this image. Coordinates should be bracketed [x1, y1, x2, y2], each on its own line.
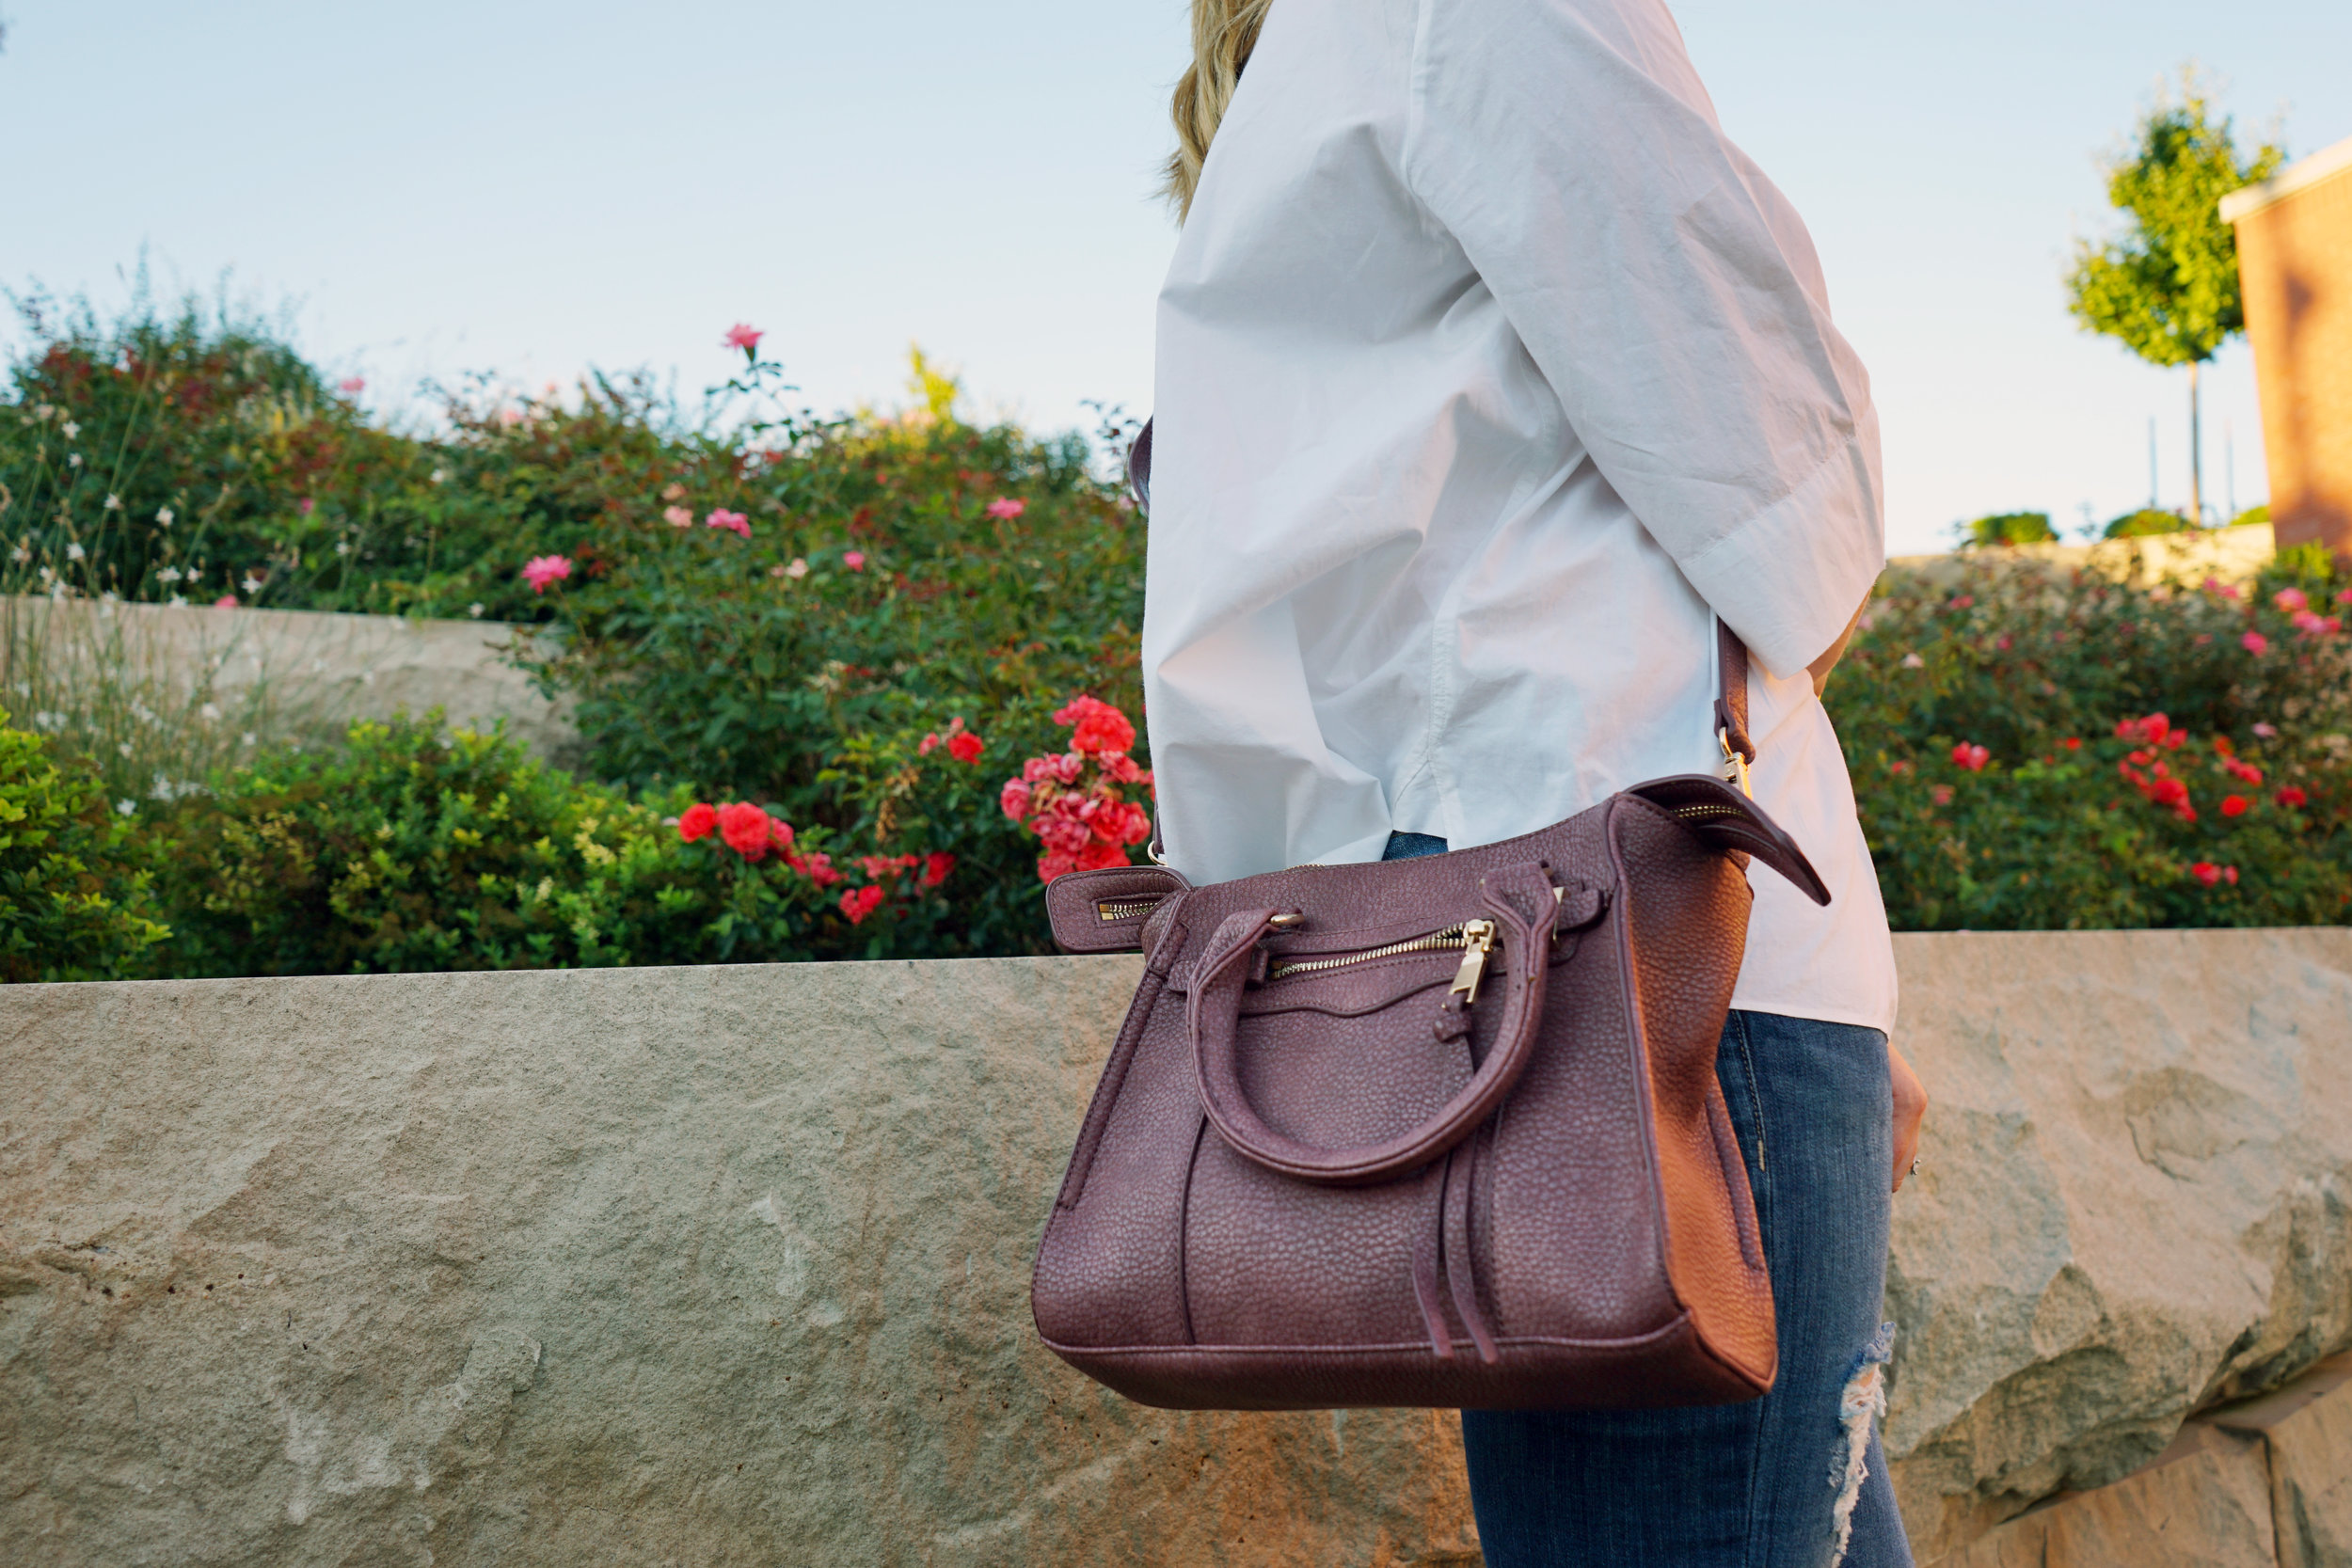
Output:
[2149, 417, 2159, 511]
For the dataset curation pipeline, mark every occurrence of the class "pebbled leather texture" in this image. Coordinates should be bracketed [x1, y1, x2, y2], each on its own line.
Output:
[1030, 772, 1817, 1411]
[1045, 865, 1193, 954]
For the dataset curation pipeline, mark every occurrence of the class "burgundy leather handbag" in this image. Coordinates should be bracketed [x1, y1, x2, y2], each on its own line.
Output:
[1029, 427, 1830, 1412]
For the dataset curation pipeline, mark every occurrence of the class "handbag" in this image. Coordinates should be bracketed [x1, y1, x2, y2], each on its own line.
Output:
[1027, 424, 1831, 1412]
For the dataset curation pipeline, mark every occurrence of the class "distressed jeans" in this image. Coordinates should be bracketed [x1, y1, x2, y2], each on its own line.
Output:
[1381, 832, 1913, 1568]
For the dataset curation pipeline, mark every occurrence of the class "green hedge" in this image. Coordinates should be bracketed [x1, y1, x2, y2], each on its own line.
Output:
[9, 289, 2352, 981]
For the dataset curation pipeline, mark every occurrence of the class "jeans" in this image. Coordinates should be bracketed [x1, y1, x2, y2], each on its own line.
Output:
[1381, 832, 1913, 1568]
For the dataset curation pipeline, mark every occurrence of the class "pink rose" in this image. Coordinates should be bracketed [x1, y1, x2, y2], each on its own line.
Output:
[706, 510, 751, 538]
[723, 323, 764, 355]
[843, 550, 866, 572]
[521, 555, 573, 594]
[664, 505, 692, 529]
[986, 498, 1027, 519]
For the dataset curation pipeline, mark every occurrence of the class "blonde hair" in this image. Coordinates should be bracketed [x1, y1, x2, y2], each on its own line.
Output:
[1164, 0, 1273, 220]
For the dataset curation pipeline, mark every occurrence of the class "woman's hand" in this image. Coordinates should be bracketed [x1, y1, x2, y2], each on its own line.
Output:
[1889, 1042, 1928, 1194]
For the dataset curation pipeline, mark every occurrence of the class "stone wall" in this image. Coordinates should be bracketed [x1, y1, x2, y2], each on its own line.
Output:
[5, 596, 574, 758]
[2, 929, 2348, 1566]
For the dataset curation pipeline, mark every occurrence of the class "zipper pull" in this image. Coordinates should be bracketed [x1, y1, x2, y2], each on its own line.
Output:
[1449, 919, 1498, 1006]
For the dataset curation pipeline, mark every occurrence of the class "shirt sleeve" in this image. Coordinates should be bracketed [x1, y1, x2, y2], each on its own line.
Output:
[1399, 0, 1883, 677]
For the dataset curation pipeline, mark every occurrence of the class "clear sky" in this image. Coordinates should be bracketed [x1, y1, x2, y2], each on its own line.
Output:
[3, 1, 2346, 554]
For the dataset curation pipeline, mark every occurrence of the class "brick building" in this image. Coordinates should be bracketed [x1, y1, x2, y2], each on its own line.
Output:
[2224, 136, 2352, 559]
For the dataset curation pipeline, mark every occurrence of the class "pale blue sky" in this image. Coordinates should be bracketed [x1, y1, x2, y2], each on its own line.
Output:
[3, 2, 2346, 552]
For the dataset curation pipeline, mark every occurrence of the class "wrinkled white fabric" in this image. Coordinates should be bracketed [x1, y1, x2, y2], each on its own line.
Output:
[1142, 0, 1896, 1031]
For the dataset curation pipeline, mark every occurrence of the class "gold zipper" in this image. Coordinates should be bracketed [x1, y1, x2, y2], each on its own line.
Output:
[1095, 896, 1164, 923]
[1265, 918, 1499, 1000]
[1671, 803, 1748, 822]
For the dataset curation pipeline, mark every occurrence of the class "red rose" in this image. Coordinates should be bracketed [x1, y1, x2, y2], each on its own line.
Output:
[946, 731, 983, 764]
[838, 885, 885, 925]
[1076, 840, 1128, 872]
[2220, 795, 2249, 817]
[2277, 786, 2310, 809]
[677, 802, 719, 843]
[923, 851, 954, 888]
[2190, 862, 2222, 888]
[716, 801, 775, 860]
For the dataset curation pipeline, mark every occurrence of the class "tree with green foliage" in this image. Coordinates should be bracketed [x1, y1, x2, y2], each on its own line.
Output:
[2065, 74, 2282, 527]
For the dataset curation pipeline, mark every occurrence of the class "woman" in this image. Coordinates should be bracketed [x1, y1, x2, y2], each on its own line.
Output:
[1138, 0, 1928, 1563]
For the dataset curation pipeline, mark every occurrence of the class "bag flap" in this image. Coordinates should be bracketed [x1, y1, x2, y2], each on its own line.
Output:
[1625, 774, 1832, 906]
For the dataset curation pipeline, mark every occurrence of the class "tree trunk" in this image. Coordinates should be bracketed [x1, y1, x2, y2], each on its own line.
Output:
[2188, 360, 2204, 526]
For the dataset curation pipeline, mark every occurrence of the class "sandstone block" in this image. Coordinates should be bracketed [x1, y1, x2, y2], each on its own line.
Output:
[4, 930, 2350, 1565]
[2209, 1354, 2352, 1568]
[0, 959, 1479, 1566]
[1884, 929, 2352, 1560]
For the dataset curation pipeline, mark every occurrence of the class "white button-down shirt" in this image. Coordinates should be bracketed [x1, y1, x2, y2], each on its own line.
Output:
[1140, 0, 1897, 1031]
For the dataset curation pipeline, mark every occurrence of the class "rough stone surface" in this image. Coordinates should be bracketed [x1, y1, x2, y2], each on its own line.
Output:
[1922, 1355, 2352, 1567]
[1885, 929, 2352, 1560]
[2210, 1354, 2352, 1568]
[0, 959, 1478, 1567]
[2, 930, 2349, 1565]
[1930, 1420, 2280, 1568]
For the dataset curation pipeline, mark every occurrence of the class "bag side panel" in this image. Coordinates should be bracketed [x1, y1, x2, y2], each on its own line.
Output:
[1613, 800, 1778, 1392]
[1031, 981, 1203, 1352]
[1478, 816, 1684, 1343]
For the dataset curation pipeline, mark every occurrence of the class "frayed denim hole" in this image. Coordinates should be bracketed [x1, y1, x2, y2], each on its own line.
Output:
[1828, 1323, 1897, 1566]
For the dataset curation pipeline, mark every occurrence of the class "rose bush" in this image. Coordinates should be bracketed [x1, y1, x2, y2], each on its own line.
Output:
[1835, 547, 2352, 928]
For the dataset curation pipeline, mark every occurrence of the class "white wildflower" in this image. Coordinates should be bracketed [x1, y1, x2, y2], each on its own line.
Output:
[241, 732, 256, 747]
[786, 557, 809, 578]
[118, 742, 133, 758]
[157, 566, 182, 583]
[468, 603, 485, 619]
[241, 575, 262, 594]
[9, 546, 27, 563]
[61, 420, 79, 438]
[430, 467, 449, 484]
[116, 800, 135, 816]
[103, 493, 122, 511]
[66, 543, 85, 561]
[32, 711, 61, 731]
[155, 506, 174, 528]
[67, 453, 82, 467]
[335, 541, 350, 556]
[129, 702, 155, 725]
[168, 594, 186, 608]
[36, 566, 52, 582]
[199, 702, 222, 722]
[1900, 652, 1925, 669]
[33, 404, 54, 421]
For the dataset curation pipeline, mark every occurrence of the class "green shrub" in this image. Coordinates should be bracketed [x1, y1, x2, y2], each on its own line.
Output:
[1835, 552, 2352, 928]
[0, 711, 169, 980]
[1960, 511, 2058, 547]
[2105, 507, 2193, 538]
[144, 710, 1030, 974]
